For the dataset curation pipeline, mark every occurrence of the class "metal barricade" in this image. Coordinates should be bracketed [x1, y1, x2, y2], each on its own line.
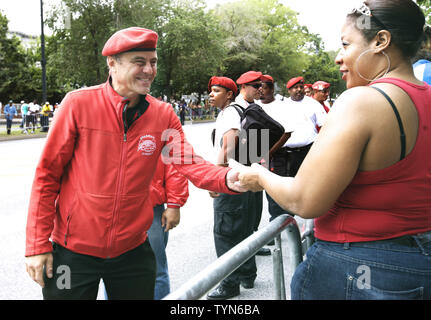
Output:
[163, 214, 303, 300]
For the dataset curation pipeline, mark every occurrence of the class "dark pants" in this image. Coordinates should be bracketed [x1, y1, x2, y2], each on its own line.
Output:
[286, 144, 312, 177]
[6, 118, 12, 134]
[42, 241, 156, 300]
[213, 191, 263, 288]
[266, 149, 294, 220]
[40, 115, 49, 132]
[26, 114, 35, 131]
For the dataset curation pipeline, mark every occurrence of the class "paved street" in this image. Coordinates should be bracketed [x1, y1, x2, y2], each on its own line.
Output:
[0, 122, 303, 300]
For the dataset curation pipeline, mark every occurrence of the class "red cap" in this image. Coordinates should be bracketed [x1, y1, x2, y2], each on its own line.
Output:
[102, 27, 158, 56]
[261, 74, 274, 83]
[236, 71, 263, 85]
[286, 76, 304, 89]
[208, 76, 238, 95]
[312, 81, 331, 91]
[304, 84, 313, 89]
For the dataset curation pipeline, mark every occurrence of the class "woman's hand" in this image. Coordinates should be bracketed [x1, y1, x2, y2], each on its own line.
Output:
[228, 160, 265, 192]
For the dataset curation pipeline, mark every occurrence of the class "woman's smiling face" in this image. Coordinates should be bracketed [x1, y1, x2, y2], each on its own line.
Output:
[335, 20, 373, 89]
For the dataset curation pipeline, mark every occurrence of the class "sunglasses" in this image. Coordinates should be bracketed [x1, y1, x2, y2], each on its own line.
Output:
[247, 83, 262, 89]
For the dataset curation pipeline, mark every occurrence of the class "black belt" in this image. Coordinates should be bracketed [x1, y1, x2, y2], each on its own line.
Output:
[388, 231, 431, 248]
[285, 143, 312, 153]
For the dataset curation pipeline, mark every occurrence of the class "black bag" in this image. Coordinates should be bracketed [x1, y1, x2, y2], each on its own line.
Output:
[230, 103, 284, 165]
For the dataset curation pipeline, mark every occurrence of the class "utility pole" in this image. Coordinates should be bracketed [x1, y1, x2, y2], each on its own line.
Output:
[40, 0, 47, 104]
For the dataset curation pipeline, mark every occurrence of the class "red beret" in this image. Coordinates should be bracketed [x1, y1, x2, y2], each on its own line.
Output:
[208, 76, 238, 95]
[236, 71, 263, 85]
[261, 74, 274, 83]
[312, 81, 331, 91]
[102, 27, 158, 56]
[286, 76, 304, 89]
[304, 84, 313, 89]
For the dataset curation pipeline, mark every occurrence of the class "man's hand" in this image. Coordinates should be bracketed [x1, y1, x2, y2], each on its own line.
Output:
[225, 160, 250, 193]
[25, 253, 53, 288]
[161, 207, 180, 232]
[208, 191, 220, 198]
[228, 160, 265, 192]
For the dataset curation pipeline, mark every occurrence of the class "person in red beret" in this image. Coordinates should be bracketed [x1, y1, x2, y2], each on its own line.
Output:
[304, 84, 313, 97]
[205, 74, 261, 300]
[282, 76, 327, 177]
[235, 71, 263, 108]
[312, 81, 331, 113]
[258, 74, 296, 224]
[25, 27, 245, 300]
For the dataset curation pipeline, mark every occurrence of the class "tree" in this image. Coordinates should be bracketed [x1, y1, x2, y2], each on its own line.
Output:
[153, 0, 227, 100]
[0, 13, 31, 103]
[302, 35, 345, 99]
[418, 0, 431, 24]
[211, 0, 343, 97]
[45, 0, 116, 89]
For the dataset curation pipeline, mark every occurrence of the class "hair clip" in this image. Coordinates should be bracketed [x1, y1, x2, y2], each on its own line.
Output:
[351, 2, 372, 17]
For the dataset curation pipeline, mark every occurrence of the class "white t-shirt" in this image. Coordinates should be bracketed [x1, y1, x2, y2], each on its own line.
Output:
[284, 96, 327, 148]
[29, 103, 40, 114]
[259, 99, 296, 135]
[212, 105, 242, 163]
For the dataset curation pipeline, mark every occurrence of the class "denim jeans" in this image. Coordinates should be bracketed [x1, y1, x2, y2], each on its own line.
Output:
[291, 233, 431, 300]
[147, 204, 170, 300]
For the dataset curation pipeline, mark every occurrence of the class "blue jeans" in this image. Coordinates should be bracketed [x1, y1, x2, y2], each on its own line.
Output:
[291, 233, 431, 300]
[147, 204, 170, 300]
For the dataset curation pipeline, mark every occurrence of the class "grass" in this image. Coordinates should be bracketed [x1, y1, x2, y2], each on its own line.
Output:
[0, 124, 48, 141]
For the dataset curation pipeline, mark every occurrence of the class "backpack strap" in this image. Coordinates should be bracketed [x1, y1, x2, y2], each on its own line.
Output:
[228, 103, 245, 119]
[370, 86, 406, 161]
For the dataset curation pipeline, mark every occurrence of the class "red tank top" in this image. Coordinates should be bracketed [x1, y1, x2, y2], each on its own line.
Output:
[315, 78, 431, 242]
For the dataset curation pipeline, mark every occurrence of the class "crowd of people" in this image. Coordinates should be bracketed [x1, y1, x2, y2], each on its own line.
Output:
[21, 0, 431, 301]
[1, 100, 60, 134]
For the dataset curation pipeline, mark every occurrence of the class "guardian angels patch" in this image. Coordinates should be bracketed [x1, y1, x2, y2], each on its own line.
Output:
[138, 135, 157, 156]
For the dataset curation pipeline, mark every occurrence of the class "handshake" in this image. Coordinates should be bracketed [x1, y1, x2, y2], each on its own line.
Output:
[226, 159, 266, 193]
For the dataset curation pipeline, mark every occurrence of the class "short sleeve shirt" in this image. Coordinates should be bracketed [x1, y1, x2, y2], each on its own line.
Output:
[285, 96, 327, 148]
[212, 105, 241, 163]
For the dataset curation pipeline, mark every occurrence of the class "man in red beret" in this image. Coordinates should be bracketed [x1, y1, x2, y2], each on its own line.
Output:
[284, 76, 327, 177]
[312, 81, 331, 113]
[258, 74, 296, 224]
[25, 27, 245, 300]
[235, 71, 263, 108]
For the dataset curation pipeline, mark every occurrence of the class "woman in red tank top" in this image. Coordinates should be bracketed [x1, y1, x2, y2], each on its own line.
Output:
[234, 0, 431, 300]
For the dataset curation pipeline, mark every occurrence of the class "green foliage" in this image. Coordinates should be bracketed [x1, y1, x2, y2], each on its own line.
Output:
[418, 0, 431, 24]
[1, 0, 346, 104]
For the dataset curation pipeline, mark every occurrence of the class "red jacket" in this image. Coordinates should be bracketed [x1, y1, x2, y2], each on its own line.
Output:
[150, 157, 189, 208]
[26, 80, 232, 258]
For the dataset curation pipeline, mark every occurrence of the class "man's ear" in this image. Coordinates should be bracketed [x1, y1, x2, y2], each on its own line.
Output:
[107, 56, 117, 72]
[374, 30, 391, 53]
[227, 90, 233, 101]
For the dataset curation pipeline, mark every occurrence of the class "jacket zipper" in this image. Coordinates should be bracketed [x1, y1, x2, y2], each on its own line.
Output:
[123, 102, 128, 142]
[106, 101, 129, 257]
[64, 215, 71, 246]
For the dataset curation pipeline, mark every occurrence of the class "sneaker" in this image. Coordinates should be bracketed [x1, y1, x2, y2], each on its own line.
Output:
[207, 285, 240, 300]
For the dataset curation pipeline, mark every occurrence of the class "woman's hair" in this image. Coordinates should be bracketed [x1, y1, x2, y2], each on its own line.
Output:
[347, 0, 426, 59]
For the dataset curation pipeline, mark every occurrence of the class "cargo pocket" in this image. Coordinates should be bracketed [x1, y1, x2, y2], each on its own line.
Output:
[214, 209, 245, 237]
